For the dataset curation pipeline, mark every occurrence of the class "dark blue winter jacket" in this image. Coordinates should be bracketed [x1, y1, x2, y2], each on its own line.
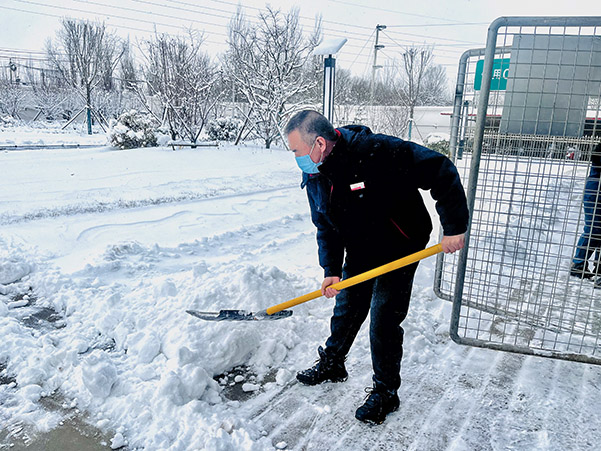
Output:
[301, 125, 469, 278]
[583, 148, 601, 213]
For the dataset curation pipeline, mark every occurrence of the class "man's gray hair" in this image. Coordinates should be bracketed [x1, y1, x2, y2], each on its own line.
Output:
[284, 110, 338, 145]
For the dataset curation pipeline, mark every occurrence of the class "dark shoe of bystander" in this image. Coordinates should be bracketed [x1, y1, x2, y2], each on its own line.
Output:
[355, 388, 400, 425]
[570, 263, 596, 279]
[296, 346, 347, 385]
[594, 277, 601, 290]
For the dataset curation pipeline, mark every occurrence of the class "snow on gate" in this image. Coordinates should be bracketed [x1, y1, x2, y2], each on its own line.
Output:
[436, 17, 601, 364]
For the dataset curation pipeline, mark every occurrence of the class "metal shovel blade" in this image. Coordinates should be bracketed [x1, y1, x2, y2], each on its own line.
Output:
[186, 309, 293, 321]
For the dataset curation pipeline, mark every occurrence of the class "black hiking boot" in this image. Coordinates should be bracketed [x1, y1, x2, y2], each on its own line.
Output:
[355, 388, 400, 425]
[296, 346, 347, 385]
[570, 263, 596, 279]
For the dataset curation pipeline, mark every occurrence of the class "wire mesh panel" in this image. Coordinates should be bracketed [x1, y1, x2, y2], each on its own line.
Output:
[444, 17, 601, 364]
[435, 47, 506, 302]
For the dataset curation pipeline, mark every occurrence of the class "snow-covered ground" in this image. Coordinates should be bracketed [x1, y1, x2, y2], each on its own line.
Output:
[0, 122, 107, 148]
[1, 129, 600, 450]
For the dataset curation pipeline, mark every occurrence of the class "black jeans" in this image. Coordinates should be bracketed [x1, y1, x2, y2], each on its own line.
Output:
[573, 194, 601, 268]
[323, 256, 419, 394]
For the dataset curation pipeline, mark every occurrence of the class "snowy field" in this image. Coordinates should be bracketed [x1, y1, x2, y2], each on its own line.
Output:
[0, 122, 107, 148]
[1, 128, 601, 450]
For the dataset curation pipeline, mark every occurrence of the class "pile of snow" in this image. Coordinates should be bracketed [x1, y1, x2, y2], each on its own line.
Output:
[0, 239, 322, 448]
[0, 138, 325, 449]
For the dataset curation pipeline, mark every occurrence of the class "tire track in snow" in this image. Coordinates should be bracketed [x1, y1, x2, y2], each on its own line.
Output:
[87, 214, 315, 281]
[62, 186, 315, 281]
[485, 355, 601, 451]
[76, 210, 192, 241]
[573, 365, 601, 450]
[535, 359, 601, 449]
[445, 352, 528, 451]
[405, 350, 518, 451]
[1, 183, 299, 225]
[487, 356, 558, 450]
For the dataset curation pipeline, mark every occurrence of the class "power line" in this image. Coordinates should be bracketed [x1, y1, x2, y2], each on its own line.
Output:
[378, 30, 467, 57]
[1, 1, 470, 77]
[167, 0, 376, 33]
[381, 27, 482, 46]
[0, 47, 47, 55]
[385, 22, 489, 28]
[327, 0, 477, 24]
[8, 0, 230, 44]
[7, 0, 371, 53]
[81, 0, 373, 52]
[2, 1, 378, 62]
[345, 28, 375, 73]
[0, 5, 370, 63]
[0, 3, 174, 36]
[0, 8, 377, 72]
[85, 0, 235, 28]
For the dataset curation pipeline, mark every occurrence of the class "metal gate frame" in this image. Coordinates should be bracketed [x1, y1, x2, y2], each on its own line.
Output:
[434, 45, 512, 303]
[447, 16, 601, 364]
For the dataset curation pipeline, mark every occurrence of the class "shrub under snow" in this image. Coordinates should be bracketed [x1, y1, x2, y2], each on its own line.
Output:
[206, 117, 243, 142]
[424, 133, 450, 156]
[109, 110, 158, 149]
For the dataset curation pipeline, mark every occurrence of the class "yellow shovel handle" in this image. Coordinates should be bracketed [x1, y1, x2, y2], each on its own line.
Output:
[265, 243, 443, 315]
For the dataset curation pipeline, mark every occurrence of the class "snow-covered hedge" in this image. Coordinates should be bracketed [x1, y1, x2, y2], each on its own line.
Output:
[425, 133, 450, 156]
[108, 110, 158, 149]
[0, 114, 18, 126]
[206, 117, 243, 142]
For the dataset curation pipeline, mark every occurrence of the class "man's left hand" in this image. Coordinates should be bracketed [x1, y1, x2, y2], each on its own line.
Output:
[441, 234, 465, 253]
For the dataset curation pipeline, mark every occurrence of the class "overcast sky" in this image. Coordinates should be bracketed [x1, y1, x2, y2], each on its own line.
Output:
[2, 0, 601, 78]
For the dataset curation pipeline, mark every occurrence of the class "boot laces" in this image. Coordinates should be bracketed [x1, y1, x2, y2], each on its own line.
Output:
[362, 387, 384, 407]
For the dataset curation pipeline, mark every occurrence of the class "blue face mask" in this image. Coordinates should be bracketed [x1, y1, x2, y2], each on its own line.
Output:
[295, 140, 322, 174]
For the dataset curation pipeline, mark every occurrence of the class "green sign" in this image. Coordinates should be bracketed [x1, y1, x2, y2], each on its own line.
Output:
[474, 58, 510, 91]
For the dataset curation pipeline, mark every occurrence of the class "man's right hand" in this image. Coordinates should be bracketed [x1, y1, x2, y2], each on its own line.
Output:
[321, 276, 341, 298]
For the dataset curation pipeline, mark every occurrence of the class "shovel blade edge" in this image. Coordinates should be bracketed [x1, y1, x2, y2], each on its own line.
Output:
[186, 309, 292, 321]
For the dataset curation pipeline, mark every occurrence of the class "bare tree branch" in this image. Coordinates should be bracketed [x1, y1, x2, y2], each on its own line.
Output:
[46, 19, 121, 134]
[223, 6, 321, 148]
[141, 30, 222, 144]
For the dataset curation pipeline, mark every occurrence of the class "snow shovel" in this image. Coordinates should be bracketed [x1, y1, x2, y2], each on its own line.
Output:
[186, 243, 443, 321]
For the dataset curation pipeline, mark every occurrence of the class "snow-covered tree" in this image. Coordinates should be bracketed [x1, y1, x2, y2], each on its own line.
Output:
[119, 38, 138, 92]
[394, 46, 450, 114]
[46, 19, 121, 134]
[419, 64, 452, 106]
[23, 63, 77, 121]
[0, 77, 27, 120]
[224, 6, 321, 148]
[141, 31, 222, 145]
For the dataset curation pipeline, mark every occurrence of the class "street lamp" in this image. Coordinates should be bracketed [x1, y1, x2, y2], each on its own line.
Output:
[313, 38, 347, 122]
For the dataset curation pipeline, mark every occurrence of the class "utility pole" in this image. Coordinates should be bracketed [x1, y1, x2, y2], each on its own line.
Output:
[370, 24, 386, 105]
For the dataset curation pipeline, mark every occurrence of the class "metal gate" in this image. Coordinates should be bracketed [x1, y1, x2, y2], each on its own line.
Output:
[437, 17, 601, 364]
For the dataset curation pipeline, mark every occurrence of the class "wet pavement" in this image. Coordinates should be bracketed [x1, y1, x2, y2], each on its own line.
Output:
[0, 286, 118, 450]
[0, 413, 113, 450]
